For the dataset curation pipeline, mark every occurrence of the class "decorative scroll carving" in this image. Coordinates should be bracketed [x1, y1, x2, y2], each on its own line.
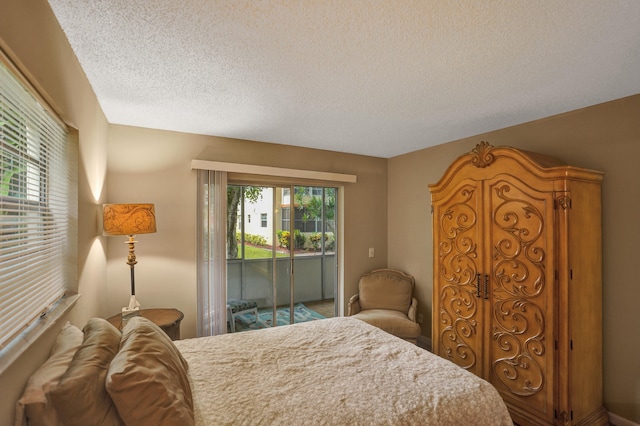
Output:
[437, 184, 479, 370]
[439, 289, 478, 369]
[490, 183, 546, 397]
[557, 195, 571, 210]
[471, 141, 495, 168]
[492, 302, 545, 396]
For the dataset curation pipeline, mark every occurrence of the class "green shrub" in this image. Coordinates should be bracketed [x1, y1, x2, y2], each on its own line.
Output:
[294, 230, 306, 249]
[277, 229, 306, 250]
[325, 239, 335, 251]
[237, 232, 267, 246]
[278, 230, 290, 249]
[309, 233, 323, 250]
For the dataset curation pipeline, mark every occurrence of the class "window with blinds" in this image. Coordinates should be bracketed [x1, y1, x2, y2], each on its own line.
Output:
[0, 59, 76, 351]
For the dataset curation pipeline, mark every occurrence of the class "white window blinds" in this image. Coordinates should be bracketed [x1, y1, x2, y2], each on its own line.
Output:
[0, 59, 76, 350]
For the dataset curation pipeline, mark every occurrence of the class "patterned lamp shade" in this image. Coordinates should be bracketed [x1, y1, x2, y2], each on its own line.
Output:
[103, 204, 156, 236]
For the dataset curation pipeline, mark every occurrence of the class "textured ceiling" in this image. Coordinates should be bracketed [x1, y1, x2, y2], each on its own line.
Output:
[47, 0, 640, 158]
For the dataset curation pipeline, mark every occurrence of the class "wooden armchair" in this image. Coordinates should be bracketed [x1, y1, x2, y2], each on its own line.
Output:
[348, 269, 421, 344]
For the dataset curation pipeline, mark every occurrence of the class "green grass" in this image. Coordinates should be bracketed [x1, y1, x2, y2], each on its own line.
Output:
[242, 245, 289, 259]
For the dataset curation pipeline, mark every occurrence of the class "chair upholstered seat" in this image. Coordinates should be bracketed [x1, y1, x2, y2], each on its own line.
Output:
[351, 309, 421, 340]
[348, 269, 421, 343]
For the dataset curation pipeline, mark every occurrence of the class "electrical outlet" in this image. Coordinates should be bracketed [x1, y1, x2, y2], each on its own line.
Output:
[368, 247, 374, 258]
[418, 313, 424, 324]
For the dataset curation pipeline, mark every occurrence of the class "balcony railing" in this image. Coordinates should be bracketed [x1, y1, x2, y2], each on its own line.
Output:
[227, 254, 335, 309]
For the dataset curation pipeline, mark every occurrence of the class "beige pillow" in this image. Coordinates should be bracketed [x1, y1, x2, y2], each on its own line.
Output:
[49, 318, 123, 426]
[14, 322, 83, 426]
[106, 316, 194, 426]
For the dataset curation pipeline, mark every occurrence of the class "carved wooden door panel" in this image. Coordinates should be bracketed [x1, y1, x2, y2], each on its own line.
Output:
[484, 175, 557, 424]
[432, 179, 485, 378]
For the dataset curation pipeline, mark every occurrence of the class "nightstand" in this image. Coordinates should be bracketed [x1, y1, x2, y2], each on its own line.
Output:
[107, 308, 184, 340]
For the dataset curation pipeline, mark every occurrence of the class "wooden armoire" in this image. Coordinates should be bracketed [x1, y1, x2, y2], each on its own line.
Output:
[429, 142, 607, 426]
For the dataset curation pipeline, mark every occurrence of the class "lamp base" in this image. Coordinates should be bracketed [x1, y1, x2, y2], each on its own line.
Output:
[121, 295, 141, 327]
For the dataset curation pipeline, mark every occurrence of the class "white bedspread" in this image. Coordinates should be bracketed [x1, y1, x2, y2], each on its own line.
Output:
[174, 317, 511, 426]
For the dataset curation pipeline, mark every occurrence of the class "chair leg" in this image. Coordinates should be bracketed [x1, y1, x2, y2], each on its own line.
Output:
[227, 306, 235, 333]
[251, 308, 258, 324]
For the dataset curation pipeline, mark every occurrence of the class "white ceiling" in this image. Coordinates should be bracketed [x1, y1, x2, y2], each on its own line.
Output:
[47, 0, 640, 158]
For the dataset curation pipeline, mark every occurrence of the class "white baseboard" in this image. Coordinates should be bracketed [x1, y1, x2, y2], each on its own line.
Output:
[609, 412, 639, 426]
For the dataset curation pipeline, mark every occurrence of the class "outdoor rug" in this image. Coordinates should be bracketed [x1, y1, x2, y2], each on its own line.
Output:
[230, 303, 326, 332]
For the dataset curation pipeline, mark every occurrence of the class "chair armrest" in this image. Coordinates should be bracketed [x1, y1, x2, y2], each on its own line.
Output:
[347, 294, 360, 316]
[407, 297, 419, 322]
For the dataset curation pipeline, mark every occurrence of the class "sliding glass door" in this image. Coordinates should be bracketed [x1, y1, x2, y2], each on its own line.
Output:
[227, 184, 337, 332]
[289, 186, 336, 324]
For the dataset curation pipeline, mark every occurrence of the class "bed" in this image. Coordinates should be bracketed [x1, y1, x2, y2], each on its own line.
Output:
[16, 316, 512, 426]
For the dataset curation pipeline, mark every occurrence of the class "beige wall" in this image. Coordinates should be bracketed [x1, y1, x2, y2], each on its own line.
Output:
[0, 0, 110, 422]
[105, 125, 388, 338]
[388, 94, 640, 422]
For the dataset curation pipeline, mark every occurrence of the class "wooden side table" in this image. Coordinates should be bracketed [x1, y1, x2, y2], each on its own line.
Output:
[107, 308, 184, 340]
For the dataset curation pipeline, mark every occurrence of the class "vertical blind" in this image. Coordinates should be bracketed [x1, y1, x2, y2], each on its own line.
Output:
[196, 170, 228, 337]
[0, 59, 75, 349]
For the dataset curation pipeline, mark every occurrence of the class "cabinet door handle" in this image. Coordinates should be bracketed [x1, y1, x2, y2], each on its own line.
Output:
[476, 273, 482, 298]
[483, 274, 489, 299]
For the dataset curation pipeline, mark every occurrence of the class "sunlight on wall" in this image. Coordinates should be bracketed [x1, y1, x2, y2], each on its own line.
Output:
[78, 130, 107, 203]
[88, 160, 106, 202]
[90, 170, 106, 202]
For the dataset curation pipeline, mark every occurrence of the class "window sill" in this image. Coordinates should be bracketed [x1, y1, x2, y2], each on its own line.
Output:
[0, 293, 80, 375]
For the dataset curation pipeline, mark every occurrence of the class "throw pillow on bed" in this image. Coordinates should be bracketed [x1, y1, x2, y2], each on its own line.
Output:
[49, 318, 123, 426]
[14, 321, 83, 426]
[106, 316, 194, 426]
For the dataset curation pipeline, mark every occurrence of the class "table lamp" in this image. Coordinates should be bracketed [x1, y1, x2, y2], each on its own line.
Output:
[103, 203, 156, 321]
